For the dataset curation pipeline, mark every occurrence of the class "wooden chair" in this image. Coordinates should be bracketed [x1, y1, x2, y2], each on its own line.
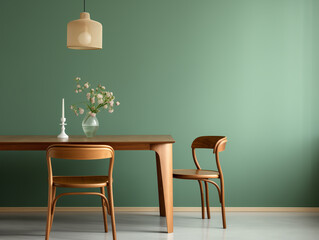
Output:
[45, 144, 116, 240]
[173, 136, 228, 228]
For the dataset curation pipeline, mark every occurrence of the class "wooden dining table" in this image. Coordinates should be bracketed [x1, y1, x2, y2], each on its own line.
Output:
[0, 135, 175, 233]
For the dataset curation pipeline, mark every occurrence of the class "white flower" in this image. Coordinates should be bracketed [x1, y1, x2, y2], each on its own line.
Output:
[75, 89, 78, 93]
[98, 99, 104, 104]
[70, 105, 73, 109]
[110, 100, 114, 107]
[108, 109, 114, 113]
[97, 93, 103, 99]
[103, 104, 108, 109]
[101, 86, 106, 90]
[77, 84, 81, 88]
[90, 112, 96, 117]
[78, 89, 82, 93]
[91, 88, 94, 92]
[86, 93, 90, 100]
[84, 82, 89, 88]
[106, 92, 111, 98]
[79, 108, 84, 114]
[116, 101, 120, 106]
[90, 97, 95, 104]
[75, 77, 81, 81]
[110, 92, 113, 95]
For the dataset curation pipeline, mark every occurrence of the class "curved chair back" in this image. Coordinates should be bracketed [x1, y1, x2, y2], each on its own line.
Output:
[191, 136, 227, 153]
[191, 136, 227, 172]
[46, 144, 115, 185]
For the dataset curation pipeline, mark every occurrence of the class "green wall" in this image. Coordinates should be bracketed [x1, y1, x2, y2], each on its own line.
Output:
[0, 0, 318, 207]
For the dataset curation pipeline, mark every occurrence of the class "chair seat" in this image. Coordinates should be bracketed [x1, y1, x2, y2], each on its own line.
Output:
[173, 169, 219, 179]
[53, 176, 109, 188]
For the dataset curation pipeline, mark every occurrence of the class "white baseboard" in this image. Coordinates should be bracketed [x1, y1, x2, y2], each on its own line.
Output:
[0, 207, 318, 212]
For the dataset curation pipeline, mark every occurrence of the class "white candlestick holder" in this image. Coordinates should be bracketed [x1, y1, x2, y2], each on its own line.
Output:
[57, 117, 69, 139]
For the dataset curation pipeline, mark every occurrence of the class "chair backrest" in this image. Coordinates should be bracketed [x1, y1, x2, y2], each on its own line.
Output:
[191, 136, 227, 153]
[46, 144, 115, 184]
[191, 136, 227, 173]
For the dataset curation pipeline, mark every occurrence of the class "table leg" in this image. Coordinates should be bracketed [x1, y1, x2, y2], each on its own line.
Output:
[151, 143, 173, 233]
[156, 152, 166, 216]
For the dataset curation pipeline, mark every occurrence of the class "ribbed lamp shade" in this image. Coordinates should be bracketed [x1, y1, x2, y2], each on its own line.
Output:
[67, 12, 102, 50]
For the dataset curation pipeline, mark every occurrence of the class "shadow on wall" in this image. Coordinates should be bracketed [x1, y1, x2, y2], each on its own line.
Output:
[0, 151, 48, 206]
[312, 138, 319, 206]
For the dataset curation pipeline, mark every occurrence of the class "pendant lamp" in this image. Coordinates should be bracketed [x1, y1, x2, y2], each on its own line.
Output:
[67, 0, 102, 50]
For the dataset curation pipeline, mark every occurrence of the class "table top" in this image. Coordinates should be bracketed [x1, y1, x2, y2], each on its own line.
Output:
[0, 135, 175, 151]
[0, 135, 175, 143]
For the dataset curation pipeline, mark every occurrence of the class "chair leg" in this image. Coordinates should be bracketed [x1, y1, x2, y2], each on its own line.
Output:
[108, 184, 116, 240]
[198, 181, 205, 219]
[52, 186, 56, 201]
[49, 186, 56, 231]
[45, 185, 53, 240]
[221, 183, 226, 229]
[101, 187, 108, 232]
[204, 181, 211, 219]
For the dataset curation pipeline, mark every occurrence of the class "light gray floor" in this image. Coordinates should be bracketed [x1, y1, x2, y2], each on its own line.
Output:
[0, 211, 318, 240]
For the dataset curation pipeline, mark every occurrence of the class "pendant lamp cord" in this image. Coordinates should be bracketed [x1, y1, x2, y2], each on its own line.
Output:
[84, 0, 86, 12]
